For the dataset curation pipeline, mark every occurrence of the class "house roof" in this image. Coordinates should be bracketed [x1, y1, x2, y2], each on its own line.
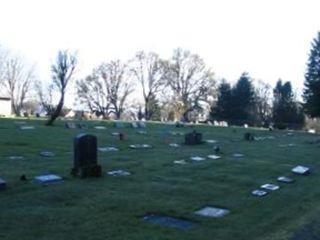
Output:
[0, 97, 11, 101]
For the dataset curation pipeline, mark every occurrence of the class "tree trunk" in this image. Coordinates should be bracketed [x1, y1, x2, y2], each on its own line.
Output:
[144, 98, 150, 120]
[46, 94, 64, 126]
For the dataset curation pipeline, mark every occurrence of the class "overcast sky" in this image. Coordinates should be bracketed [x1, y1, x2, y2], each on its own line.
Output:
[1, 0, 320, 104]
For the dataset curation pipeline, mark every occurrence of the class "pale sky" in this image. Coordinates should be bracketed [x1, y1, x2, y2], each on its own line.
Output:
[1, 0, 320, 105]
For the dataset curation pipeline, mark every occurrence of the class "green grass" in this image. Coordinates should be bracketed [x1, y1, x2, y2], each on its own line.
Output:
[0, 118, 319, 240]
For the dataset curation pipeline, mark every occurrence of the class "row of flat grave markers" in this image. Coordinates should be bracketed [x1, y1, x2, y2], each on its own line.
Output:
[143, 206, 230, 230]
[252, 165, 311, 197]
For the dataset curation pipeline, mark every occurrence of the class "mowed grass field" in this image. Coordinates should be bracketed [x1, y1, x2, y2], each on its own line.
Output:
[0, 118, 319, 240]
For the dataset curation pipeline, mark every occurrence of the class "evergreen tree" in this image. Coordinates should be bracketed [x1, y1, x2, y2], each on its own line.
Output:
[210, 80, 233, 121]
[273, 80, 304, 129]
[303, 32, 320, 117]
[231, 72, 255, 124]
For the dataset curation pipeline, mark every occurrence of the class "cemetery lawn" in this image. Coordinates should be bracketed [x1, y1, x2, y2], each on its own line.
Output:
[1, 118, 320, 240]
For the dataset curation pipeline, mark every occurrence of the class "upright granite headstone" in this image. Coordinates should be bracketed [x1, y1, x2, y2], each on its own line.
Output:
[71, 133, 102, 178]
[185, 130, 203, 145]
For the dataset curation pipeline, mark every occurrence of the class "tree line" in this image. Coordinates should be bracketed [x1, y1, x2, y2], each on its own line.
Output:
[0, 32, 320, 128]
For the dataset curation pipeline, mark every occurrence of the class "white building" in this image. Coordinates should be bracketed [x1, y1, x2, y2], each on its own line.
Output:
[0, 97, 12, 116]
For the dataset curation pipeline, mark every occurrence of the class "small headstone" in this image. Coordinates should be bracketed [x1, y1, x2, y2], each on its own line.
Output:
[98, 147, 119, 152]
[195, 206, 230, 218]
[40, 151, 55, 157]
[137, 130, 147, 135]
[143, 214, 196, 230]
[277, 176, 294, 183]
[185, 130, 203, 145]
[119, 132, 127, 140]
[20, 126, 35, 130]
[131, 122, 138, 128]
[190, 156, 205, 161]
[214, 146, 221, 155]
[77, 123, 87, 129]
[138, 121, 146, 128]
[72, 133, 102, 178]
[169, 143, 180, 148]
[175, 122, 184, 128]
[34, 174, 63, 184]
[207, 154, 221, 160]
[292, 165, 310, 175]
[115, 122, 124, 128]
[65, 122, 76, 129]
[0, 178, 7, 190]
[20, 175, 27, 181]
[174, 160, 187, 165]
[252, 189, 268, 197]
[244, 132, 254, 141]
[260, 183, 279, 191]
[107, 170, 131, 176]
[308, 129, 316, 134]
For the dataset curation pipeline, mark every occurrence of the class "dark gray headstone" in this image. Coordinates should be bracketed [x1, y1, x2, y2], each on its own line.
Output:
[72, 133, 102, 178]
[0, 178, 7, 190]
[185, 131, 203, 145]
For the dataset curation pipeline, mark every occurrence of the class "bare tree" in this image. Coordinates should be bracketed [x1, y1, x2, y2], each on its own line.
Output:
[130, 51, 166, 120]
[254, 80, 272, 126]
[46, 50, 77, 126]
[1, 55, 35, 116]
[99, 60, 133, 119]
[76, 60, 133, 119]
[76, 71, 109, 118]
[0, 45, 8, 82]
[165, 48, 215, 121]
[35, 81, 55, 115]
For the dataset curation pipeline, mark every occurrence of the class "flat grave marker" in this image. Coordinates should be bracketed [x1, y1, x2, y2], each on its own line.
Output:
[98, 147, 119, 152]
[169, 143, 180, 148]
[20, 126, 35, 130]
[190, 156, 206, 161]
[40, 151, 55, 157]
[195, 206, 230, 218]
[107, 170, 131, 176]
[292, 165, 310, 175]
[94, 126, 106, 130]
[129, 144, 152, 149]
[34, 174, 63, 184]
[174, 160, 187, 165]
[8, 156, 24, 160]
[261, 183, 280, 191]
[277, 176, 294, 183]
[207, 154, 221, 160]
[142, 214, 196, 230]
[252, 189, 268, 197]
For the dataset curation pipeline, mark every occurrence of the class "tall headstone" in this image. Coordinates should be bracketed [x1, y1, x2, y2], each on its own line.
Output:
[71, 133, 102, 178]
